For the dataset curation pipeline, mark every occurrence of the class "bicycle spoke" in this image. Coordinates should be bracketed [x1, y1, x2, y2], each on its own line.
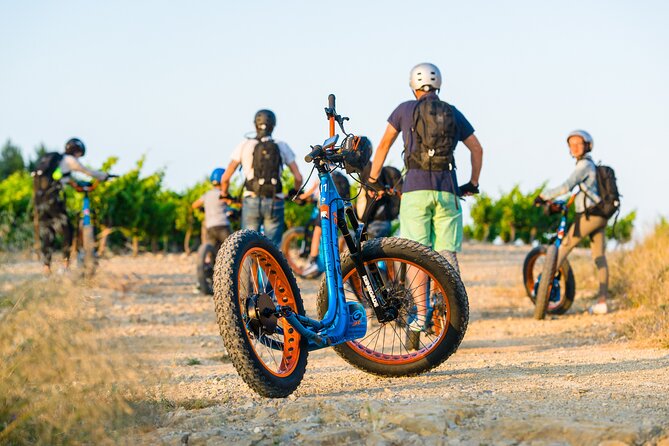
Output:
[337, 254, 455, 361]
[357, 322, 386, 345]
[388, 321, 404, 355]
[256, 256, 266, 293]
[371, 324, 383, 353]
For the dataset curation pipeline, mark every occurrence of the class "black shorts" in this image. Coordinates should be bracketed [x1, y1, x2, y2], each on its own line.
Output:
[205, 225, 231, 246]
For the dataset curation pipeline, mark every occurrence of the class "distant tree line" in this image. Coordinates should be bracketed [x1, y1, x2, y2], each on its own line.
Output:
[0, 139, 635, 255]
[0, 139, 312, 254]
[464, 185, 635, 244]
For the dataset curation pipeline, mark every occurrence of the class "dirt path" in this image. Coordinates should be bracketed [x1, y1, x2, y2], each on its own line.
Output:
[12, 245, 669, 445]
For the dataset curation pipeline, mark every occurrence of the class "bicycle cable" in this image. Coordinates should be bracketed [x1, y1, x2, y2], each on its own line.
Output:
[292, 164, 317, 201]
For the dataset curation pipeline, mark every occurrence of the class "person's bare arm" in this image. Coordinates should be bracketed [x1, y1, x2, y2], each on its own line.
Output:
[462, 134, 483, 186]
[369, 124, 400, 183]
[67, 157, 108, 181]
[220, 160, 240, 196]
[191, 197, 204, 210]
[298, 181, 319, 200]
[287, 161, 303, 190]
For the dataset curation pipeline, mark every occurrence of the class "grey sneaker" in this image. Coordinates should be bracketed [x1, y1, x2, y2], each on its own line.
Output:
[588, 301, 608, 315]
[408, 318, 423, 332]
[301, 261, 321, 279]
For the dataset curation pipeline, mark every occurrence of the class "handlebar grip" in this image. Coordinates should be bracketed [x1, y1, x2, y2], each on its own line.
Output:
[328, 94, 335, 110]
[305, 145, 323, 163]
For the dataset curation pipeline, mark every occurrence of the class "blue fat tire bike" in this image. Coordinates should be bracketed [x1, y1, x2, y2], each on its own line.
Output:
[212, 95, 469, 398]
[71, 176, 116, 277]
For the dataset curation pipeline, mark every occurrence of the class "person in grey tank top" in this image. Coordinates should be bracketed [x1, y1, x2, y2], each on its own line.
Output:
[191, 168, 231, 247]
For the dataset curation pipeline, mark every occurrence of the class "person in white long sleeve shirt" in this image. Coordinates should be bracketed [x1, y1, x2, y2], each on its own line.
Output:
[34, 138, 108, 273]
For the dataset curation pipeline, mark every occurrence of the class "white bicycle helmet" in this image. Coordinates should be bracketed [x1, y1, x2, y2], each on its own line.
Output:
[567, 130, 593, 152]
[409, 63, 442, 92]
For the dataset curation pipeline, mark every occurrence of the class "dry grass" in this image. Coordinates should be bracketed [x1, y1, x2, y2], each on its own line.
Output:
[610, 222, 669, 346]
[0, 275, 154, 445]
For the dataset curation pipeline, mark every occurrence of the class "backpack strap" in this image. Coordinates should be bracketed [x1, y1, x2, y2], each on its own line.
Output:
[577, 158, 599, 219]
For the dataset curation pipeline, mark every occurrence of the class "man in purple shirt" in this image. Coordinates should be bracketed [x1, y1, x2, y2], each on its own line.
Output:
[367, 63, 483, 332]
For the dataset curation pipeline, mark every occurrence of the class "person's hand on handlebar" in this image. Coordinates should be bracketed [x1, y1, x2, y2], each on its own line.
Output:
[219, 194, 235, 205]
[366, 179, 385, 197]
[533, 195, 547, 207]
[102, 173, 120, 181]
[458, 181, 480, 196]
[297, 193, 312, 202]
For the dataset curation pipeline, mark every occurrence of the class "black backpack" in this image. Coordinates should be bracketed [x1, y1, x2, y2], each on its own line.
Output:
[586, 162, 621, 219]
[247, 139, 283, 198]
[406, 97, 457, 171]
[360, 165, 403, 222]
[331, 171, 351, 201]
[379, 166, 403, 220]
[32, 152, 64, 196]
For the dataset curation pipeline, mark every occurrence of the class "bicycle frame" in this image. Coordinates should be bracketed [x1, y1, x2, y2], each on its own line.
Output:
[550, 194, 576, 249]
[276, 168, 361, 348]
[71, 182, 97, 223]
[276, 95, 397, 350]
[81, 188, 93, 227]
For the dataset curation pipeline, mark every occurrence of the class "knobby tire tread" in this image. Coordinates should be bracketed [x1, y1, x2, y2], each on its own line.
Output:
[82, 226, 96, 278]
[280, 226, 307, 276]
[523, 246, 576, 315]
[534, 244, 558, 320]
[212, 229, 308, 398]
[316, 237, 469, 377]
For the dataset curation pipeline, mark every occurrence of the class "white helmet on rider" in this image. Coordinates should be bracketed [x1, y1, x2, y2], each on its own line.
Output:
[409, 63, 442, 92]
[567, 130, 594, 153]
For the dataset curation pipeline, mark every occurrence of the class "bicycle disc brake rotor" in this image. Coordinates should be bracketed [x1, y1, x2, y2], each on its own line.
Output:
[384, 284, 414, 322]
[245, 293, 278, 336]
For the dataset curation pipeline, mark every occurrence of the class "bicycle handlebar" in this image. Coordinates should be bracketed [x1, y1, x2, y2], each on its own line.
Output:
[304, 145, 323, 163]
[71, 173, 118, 192]
[539, 196, 576, 216]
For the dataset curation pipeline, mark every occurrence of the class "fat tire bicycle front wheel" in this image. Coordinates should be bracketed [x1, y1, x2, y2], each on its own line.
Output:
[523, 245, 575, 315]
[212, 229, 308, 398]
[317, 237, 469, 377]
[534, 244, 559, 320]
[82, 225, 96, 278]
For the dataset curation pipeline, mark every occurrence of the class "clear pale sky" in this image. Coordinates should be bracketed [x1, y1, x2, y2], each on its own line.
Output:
[2, 1, 667, 231]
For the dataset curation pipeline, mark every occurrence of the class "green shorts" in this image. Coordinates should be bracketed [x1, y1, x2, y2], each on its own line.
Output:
[399, 190, 463, 252]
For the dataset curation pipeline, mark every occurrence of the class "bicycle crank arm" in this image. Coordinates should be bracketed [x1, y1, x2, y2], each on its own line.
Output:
[279, 307, 328, 348]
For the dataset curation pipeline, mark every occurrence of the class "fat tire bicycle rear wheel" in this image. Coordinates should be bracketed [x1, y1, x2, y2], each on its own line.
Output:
[534, 244, 559, 320]
[317, 237, 469, 377]
[523, 245, 575, 315]
[280, 226, 309, 276]
[197, 243, 217, 295]
[213, 229, 308, 398]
